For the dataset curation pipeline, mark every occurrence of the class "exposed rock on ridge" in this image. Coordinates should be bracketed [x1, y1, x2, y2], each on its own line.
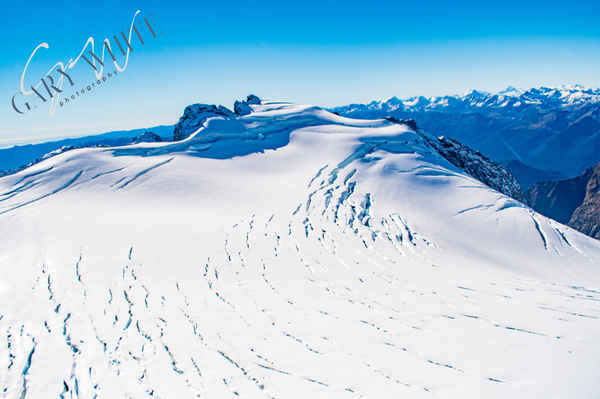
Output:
[173, 104, 236, 141]
[422, 134, 523, 200]
[173, 95, 262, 141]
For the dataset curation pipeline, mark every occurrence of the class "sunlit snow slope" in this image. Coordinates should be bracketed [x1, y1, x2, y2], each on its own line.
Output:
[1, 101, 600, 398]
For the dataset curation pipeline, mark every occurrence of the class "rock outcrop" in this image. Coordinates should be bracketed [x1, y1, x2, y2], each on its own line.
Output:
[423, 134, 523, 200]
[234, 94, 261, 116]
[173, 104, 235, 141]
[524, 173, 589, 224]
[569, 165, 600, 239]
[173, 96, 262, 141]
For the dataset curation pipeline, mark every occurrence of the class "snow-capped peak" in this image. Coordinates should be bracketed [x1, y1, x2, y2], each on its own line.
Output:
[332, 85, 600, 116]
[498, 86, 522, 96]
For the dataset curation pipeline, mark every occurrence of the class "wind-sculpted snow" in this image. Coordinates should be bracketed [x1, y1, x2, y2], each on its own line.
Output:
[1, 101, 600, 398]
[112, 104, 387, 160]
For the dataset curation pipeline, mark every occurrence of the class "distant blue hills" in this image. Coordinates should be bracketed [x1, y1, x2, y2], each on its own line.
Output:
[0, 125, 173, 176]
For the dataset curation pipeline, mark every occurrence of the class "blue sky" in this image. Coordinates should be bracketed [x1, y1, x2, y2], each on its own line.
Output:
[1, 0, 599, 143]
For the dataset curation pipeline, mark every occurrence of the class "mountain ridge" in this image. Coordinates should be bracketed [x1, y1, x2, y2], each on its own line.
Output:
[1, 98, 600, 398]
[336, 85, 600, 114]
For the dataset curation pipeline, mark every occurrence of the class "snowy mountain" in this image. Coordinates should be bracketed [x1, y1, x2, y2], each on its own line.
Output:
[2, 98, 600, 398]
[332, 85, 600, 178]
[335, 85, 600, 115]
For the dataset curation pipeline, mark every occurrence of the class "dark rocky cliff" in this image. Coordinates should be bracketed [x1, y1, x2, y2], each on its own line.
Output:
[525, 163, 600, 239]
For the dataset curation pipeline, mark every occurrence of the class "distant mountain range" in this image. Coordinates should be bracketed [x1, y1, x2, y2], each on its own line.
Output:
[0, 126, 173, 176]
[332, 85, 600, 179]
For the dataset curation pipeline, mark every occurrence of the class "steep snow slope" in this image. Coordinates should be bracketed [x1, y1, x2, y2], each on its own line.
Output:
[1, 101, 600, 399]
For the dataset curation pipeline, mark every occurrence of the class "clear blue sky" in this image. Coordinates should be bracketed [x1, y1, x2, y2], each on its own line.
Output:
[1, 0, 599, 144]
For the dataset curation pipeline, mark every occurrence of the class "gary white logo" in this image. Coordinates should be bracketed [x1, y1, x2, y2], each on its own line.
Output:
[10, 10, 158, 116]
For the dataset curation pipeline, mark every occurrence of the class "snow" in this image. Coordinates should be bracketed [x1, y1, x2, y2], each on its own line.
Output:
[402, 97, 420, 107]
[498, 86, 523, 97]
[1, 101, 600, 398]
[334, 85, 600, 116]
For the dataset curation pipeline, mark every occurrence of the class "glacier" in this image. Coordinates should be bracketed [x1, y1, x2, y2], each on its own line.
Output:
[1, 100, 600, 398]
